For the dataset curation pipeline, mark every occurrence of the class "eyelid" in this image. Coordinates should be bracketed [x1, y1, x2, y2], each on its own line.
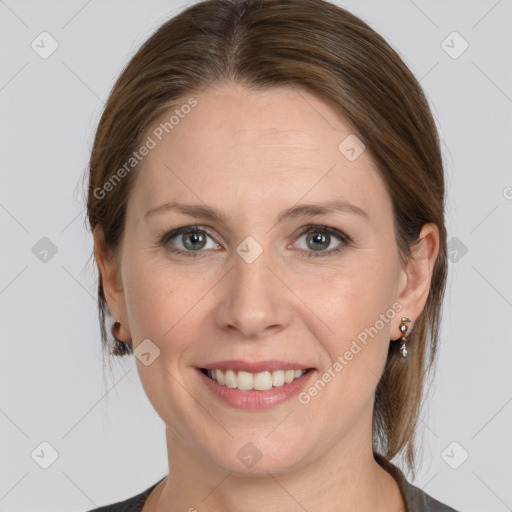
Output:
[294, 224, 350, 242]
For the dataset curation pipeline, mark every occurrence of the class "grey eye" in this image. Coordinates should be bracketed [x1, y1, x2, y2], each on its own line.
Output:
[295, 228, 344, 253]
[305, 231, 331, 251]
[166, 228, 218, 252]
[181, 231, 207, 251]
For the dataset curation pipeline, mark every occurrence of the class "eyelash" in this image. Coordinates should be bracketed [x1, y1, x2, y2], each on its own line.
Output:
[159, 224, 351, 258]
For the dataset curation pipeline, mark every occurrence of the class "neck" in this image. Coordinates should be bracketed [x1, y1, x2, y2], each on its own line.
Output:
[143, 426, 405, 512]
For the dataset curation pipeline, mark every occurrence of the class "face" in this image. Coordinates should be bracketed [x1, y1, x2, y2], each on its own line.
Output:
[97, 82, 431, 477]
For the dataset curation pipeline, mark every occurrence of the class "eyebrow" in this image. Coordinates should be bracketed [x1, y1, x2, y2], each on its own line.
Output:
[144, 199, 369, 224]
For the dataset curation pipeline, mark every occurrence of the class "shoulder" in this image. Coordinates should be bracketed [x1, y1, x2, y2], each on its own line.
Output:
[375, 454, 460, 512]
[401, 479, 460, 512]
[86, 478, 164, 512]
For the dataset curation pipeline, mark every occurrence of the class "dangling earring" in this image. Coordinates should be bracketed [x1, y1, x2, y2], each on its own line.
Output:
[398, 317, 412, 357]
[111, 320, 132, 356]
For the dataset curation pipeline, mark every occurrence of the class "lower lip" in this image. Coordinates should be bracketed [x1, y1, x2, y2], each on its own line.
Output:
[196, 368, 316, 410]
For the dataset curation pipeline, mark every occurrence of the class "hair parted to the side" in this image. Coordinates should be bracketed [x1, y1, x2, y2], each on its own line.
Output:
[84, 0, 447, 480]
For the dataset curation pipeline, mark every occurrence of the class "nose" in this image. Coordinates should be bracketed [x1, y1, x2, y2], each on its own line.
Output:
[214, 242, 291, 338]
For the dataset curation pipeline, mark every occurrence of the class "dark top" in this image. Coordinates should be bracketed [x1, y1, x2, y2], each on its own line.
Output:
[87, 458, 459, 512]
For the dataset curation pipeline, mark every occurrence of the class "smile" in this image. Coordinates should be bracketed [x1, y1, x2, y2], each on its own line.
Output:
[201, 368, 310, 391]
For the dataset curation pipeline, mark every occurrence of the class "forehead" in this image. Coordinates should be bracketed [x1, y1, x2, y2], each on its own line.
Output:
[128, 83, 391, 223]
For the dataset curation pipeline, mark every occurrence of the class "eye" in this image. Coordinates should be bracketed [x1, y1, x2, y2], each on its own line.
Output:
[293, 225, 350, 257]
[162, 226, 219, 256]
[160, 224, 350, 258]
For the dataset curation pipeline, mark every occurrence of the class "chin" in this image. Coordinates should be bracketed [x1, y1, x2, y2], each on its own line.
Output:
[202, 431, 313, 477]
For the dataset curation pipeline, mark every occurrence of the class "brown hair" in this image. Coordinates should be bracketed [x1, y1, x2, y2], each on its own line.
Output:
[85, 0, 447, 479]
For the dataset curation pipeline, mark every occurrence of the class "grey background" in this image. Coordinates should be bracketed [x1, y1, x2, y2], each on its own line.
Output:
[1, 0, 511, 511]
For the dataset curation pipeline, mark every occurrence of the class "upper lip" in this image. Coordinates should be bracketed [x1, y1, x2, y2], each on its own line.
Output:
[199, 360, 314, 373]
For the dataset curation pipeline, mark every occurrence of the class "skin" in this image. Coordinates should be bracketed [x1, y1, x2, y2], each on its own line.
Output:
[94, 82, 439, 512]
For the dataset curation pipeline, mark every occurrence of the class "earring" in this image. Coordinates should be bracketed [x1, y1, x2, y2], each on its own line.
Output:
[398, 317, 412, 357]
[111, 320, 132, 356]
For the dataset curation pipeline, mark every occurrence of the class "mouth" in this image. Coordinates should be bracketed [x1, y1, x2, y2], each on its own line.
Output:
[196, 361, 317, 410]
[199, 367, 314, 391]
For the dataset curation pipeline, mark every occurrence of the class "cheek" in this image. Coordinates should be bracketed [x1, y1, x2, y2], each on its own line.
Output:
[122, 249, 214, 357]
[122, 250, 179, 342]
[299, 275, 397, 429]
[307, 245, 398, 378]
[309, 247, 397, 331]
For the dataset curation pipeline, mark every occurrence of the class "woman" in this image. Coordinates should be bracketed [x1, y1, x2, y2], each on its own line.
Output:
[86, 0, 458, 510]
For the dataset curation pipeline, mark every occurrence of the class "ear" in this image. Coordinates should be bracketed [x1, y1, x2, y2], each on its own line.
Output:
[93, 227, 131, 340]
[393, 222, 440, 339]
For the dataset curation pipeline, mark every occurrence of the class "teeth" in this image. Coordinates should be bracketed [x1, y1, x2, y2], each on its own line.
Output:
[272, 370, 285, 387]
[225, 369, 237, 389]
[253, 371, 273, 391]
[237, 371, 254, 390]
[204, 368, 308, 390]
[216, 368, 225, 385]
[285, 369, 295, 383]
